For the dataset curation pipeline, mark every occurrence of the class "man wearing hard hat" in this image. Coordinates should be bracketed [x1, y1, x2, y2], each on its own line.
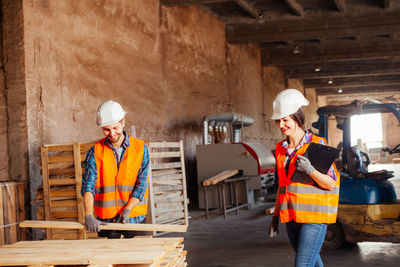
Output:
[81, 100, 149, 238]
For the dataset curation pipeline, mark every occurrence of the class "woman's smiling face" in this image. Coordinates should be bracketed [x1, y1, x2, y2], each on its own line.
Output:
[275, 115, 298, 136]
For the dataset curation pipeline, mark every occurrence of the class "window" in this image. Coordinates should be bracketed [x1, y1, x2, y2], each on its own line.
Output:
[350, 113, 383, 149]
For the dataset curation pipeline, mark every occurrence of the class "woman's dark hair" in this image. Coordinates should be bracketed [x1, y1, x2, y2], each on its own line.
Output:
[290, 108, 305, 129]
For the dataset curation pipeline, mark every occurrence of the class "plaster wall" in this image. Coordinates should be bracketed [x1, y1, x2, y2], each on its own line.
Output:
[3, 1, 321, 207]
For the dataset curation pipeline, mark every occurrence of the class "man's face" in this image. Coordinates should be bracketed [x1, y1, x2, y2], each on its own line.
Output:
[102, 119, 125, 145]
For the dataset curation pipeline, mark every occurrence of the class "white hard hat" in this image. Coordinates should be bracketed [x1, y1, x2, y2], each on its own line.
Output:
[270, 89, 309, 120]
[96, 100, 126, 127]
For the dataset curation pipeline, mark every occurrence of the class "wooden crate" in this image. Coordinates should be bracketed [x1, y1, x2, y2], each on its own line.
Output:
[0, 182, 25, 246]
[37, 142, 96, 240]
[147, 141, 189, 236]
[0, 237, 187, 267]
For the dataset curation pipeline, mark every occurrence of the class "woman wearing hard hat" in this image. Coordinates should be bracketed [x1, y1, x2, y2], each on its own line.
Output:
[268, 89, 340, 267]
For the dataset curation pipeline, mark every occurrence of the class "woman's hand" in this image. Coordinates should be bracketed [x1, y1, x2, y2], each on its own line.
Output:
[296, 155, 315, 174]
[296, 155, 336, 190]
[269, 216, 280, 238]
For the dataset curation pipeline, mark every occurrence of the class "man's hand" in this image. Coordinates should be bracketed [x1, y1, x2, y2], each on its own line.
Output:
[119, 208, 131, 224]
[85, 214, 104, 232]
[296, 155, 316, 174]
[269, 216, 279, 238]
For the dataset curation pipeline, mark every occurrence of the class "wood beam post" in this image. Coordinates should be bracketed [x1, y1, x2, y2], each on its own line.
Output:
[334, 0, 347, 13]
[284, 0, 304, 16]
[233, 0, 263, 20]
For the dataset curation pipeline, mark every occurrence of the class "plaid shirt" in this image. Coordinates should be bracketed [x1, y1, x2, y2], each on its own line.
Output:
[81, 132, 149, 223]
[281, 131, 337, 180]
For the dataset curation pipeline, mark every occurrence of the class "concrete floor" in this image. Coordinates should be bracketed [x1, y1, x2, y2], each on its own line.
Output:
[171, 163, 400, 267]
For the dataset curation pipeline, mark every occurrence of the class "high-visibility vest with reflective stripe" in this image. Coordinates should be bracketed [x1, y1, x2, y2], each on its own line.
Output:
[93, 137, 148, 219]
[275, 135, 340, 224]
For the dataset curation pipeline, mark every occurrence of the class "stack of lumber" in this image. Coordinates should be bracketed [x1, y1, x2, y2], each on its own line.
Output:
[0, 237, 187, 267]
[36, 142, 96, 240]
[0, 182, 25, 246]
[147, 141, 189, 235]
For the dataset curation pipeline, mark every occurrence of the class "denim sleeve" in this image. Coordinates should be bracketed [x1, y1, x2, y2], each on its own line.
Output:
[81, 146, 97, 197]
[130, 144, 149, 201]
[318, 139, 337, 181]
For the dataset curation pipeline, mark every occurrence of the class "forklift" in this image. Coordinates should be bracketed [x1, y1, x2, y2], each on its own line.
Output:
[312, 100, 400, 248]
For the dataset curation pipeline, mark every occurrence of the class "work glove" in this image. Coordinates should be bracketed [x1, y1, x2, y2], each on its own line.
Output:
[119, 208, 131, 224]
[269, 216, 279, 238]
[296, 155, 316, 175]
[85, 214, 105, 232]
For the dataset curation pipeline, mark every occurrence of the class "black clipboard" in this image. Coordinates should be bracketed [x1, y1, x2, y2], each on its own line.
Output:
[291, 142, 340, 185]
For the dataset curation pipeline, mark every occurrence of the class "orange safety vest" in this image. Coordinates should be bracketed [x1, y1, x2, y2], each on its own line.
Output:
[275, 135, 340, 224]
[93, 136, 148, 219]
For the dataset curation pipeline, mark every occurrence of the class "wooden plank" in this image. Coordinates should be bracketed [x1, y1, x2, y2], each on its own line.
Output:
[73, 143, 86, 239]
[153, 179, 182, 186]
[156, 211, 185, 223]
[148, 157, 157, 233]
[265, 206, 275, 215]
[0, 186, 4, 245]
[40, 146, 52, 239]
[49, 178, 76, 186]
[155, 207, 184, 217]
[179, 141, 189, 226]
[151, 169, 180, 177]
[48, 167, 75, 175]
[155, 203, 184, 209]
[51, 200, 77, 208]
[150, 152, 181, 159]
[202, 169, 239, 186]
[48, 154, 74, 163]
[80, 142, 96, 152]
[148, 142, 180, 148]
[50, 190, 76, 198]
[154, 192, 183, 204]
[153, 184, 183, 194]
[10, 185, 17, 244]
[19, 220, 187, 232]
[51, 210, 78, 218]
[151, 162, 181, 170]
[46, 144, 73, 152]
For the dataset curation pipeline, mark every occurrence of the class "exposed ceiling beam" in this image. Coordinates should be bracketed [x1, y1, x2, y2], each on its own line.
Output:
[284, 0, 304, 17]
[334, 0, 347, 13]
[233, 0, 263, 20]
[316, 85, 400, 96]
[383, 0, 391, 9]
[160, 0, 229, 6]
[226, 14, 400, 43]
[262, 39, 400, 65]
[285, 60, 400, 79]
[305, 74, 400, 89]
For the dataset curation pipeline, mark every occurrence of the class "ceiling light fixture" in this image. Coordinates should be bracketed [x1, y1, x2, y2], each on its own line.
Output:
[338, 88, 343, 93]
[328, 78, 333, 84]
[293, 46, 300, 54]
[314, 66, 321, 72]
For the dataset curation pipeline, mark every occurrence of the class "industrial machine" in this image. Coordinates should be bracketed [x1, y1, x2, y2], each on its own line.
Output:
[196, 112, 276, 209]
[313, 100, 400, 248]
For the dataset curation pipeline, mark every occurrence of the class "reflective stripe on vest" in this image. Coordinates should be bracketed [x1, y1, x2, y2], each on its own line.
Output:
[275, 135, 340, 224]
[93, 137, 148, 219]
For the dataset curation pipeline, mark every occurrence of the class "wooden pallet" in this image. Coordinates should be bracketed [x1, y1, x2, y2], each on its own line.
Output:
[37, 142, 96, 240]
[0, 237, 187, 267]
[36, 140, 189, 239]
[0, 182, 25, 246]
[147, 141, 189, 236]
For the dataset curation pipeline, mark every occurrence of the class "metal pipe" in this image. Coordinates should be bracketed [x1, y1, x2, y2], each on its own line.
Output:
[203, 120, 209, 145]
[202, 112, 255, 144]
